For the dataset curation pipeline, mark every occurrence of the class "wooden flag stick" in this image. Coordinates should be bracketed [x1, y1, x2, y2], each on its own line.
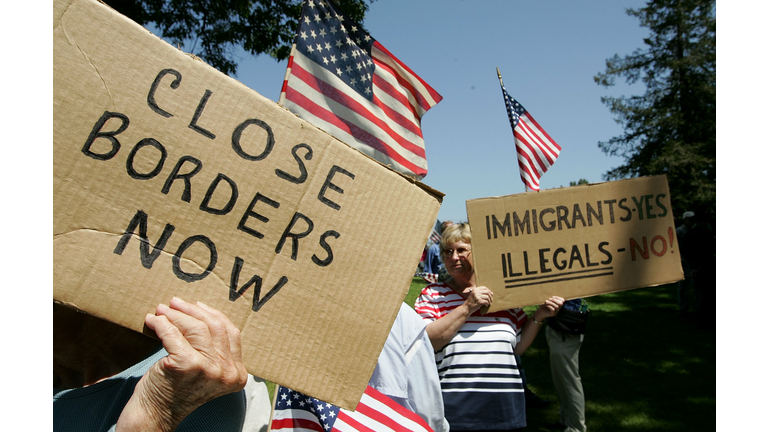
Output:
[496, 67, 530, 192]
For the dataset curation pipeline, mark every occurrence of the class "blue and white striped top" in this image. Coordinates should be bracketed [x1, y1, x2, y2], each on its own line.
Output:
[415, 282, 529, 430]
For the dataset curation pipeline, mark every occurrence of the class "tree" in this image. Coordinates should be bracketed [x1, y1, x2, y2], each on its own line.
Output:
[570, 179, 589, 186]
[595, 0, 715, 224]
[104, 0, 374, 76]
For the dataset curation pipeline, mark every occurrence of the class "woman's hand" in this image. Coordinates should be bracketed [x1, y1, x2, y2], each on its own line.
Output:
[533, 296, 565, 322]
[462, 285, 494, 314]
[515, 296, 565, 356]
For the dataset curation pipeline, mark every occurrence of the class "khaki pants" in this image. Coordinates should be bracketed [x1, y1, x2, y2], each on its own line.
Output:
[546, 326, 587, 432]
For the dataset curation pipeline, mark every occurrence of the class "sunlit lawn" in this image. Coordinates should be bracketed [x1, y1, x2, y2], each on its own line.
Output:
[267, 280, 715, 431]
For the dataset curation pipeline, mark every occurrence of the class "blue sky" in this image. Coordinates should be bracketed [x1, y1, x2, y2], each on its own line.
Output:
[229, 0, 650, 223]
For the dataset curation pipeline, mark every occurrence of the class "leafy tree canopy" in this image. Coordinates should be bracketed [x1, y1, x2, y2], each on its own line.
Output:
[595, 0, 715, 224]
[104, 0, 374, 76]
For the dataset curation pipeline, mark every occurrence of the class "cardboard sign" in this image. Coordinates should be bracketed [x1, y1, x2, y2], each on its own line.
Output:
[466, 176, 682, 312]
[53, 0, 442, 409]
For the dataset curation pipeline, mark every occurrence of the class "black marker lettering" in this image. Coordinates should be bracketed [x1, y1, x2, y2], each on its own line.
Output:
[568, 245, 585, 269]
[553, 247, 568, 270]
[492, 214, 511, 238]
[229, 257, 261, 301]
[188, 89, 216, 139]
[232, 118, 274, 161]
[604, 199, 617, 223]
[540, 208, 556, 231]
[598, 241, 613, 264]
[161, 156, 203, 202]
[238, 192, 280, 239]
[586, 202, 603, 226]
[571, 204, 586, 228]
[513, 211, 530, 236]
[147, 69, 181, 118]
[275, 143, 313, 184]
[113, 210, 175, 269]
[126, 138, 167, 180]
[556, 205, 571, 230]
[172, 234, 217, 282]
[252, 276, 289, 312]
[312, 230, 340, 267]
[539, 248, 552, 273]
[199, 173, 238, 215]
[275, 212, 314, 260]
[523, 251, 537, 275]
[82, 111, 129, 160]
[618, 198, 632, 222]
[318, 165, 355, 211]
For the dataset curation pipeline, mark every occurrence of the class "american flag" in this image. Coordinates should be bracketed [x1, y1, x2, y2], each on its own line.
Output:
[279, 0, 443, 179]
[426, 219, 442, 248]
[271, 385, 434, 432]
[415, 272, 438, 284]
[497, 68, 561, 192]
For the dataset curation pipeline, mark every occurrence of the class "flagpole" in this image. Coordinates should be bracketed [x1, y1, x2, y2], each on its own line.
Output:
[278, 42, 297, 105]
[497, 67, 530, 193]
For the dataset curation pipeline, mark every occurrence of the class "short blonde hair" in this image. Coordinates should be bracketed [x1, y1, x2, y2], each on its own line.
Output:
[440, 222, 471, 255]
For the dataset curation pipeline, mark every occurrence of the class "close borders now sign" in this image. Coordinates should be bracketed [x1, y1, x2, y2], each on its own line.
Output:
[53, 0, 442, 409]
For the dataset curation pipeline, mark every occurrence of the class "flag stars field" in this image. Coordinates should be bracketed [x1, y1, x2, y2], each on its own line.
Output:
[279, 0, 443, 179]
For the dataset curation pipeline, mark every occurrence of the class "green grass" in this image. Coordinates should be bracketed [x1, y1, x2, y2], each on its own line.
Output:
[405, 278, 716, 431]
[265, 279, 714, 430]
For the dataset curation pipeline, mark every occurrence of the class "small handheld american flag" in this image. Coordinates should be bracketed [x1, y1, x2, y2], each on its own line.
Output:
[271, 385, 434, 432]
[497, 67, 561, 191]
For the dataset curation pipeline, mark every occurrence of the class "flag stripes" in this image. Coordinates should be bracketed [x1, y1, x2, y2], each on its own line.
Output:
[280, 0, 442, 180]
[496, 69, 561, 191]
[272, 385, 434, 432]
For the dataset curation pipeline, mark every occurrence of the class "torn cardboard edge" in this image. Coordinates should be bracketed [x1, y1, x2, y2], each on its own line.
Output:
[54, 0, 443, 410]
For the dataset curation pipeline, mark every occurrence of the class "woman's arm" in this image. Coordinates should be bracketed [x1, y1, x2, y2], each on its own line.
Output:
[514, 296, 564, 356]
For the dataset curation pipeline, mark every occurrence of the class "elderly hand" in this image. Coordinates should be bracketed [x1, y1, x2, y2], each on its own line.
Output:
[116, 297, 248, 432]
[462, 285, 494, 314]
[533, 296, 565, 322]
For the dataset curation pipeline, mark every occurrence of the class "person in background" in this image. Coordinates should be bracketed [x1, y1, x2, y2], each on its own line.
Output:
[545, 298, 587, 432]
[369, 303, 450, 432]
[272, 302, 449, 432]
[415, 222, 564, 431]
[681, 211, 716, 329]
[676, 211, 696, 317]
[54, 297, 269, 432]
[423, 220, 454, 277]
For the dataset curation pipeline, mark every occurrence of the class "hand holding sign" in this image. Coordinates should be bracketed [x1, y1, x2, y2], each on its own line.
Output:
[463, 286, 494, 313]
[117, 298, 248, 432]
[532, 295, 565, 322]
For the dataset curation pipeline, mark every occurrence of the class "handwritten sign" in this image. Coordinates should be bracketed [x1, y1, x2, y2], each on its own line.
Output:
[466, 176, 682, 312]
[53, 0, 442, 409]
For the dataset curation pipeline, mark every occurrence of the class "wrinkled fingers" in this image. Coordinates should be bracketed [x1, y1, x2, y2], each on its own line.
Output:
[167, 297, 235, 360]
[145, 307, 205, 370]
[196, 301, 244, 361]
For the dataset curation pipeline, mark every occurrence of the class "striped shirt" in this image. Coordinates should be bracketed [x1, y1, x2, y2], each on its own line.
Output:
[415, 282, 528, 430]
